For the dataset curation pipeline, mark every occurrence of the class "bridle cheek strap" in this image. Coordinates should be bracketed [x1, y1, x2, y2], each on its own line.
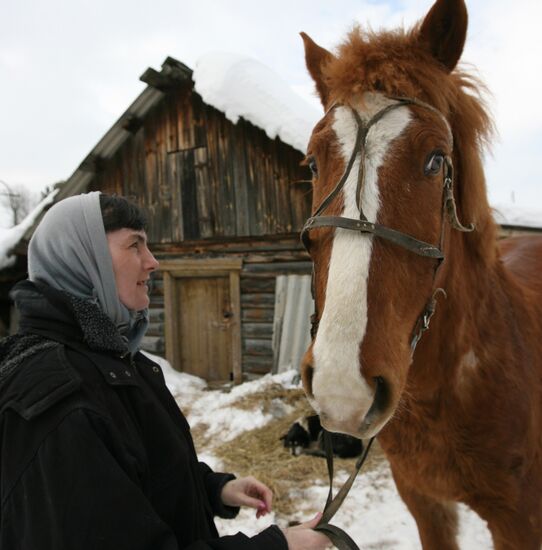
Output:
[443, 157, 475, 233]
[410, 287, 447, 353]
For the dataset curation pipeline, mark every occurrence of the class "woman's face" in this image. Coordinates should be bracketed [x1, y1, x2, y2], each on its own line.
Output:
[106, 228, 159, 311]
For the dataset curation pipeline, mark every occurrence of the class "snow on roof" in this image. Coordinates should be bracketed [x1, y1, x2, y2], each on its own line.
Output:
[491, 203, 542, 228]
[0, 188, 58, 270]
[193, 52, 321, 154]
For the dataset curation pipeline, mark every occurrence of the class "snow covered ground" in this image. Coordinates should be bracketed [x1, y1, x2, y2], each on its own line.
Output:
[145, 353, 493, 549]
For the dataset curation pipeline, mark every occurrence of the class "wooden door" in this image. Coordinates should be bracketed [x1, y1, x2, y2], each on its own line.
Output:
[176, 275, 233, 380]
[161, 258, 242, 383]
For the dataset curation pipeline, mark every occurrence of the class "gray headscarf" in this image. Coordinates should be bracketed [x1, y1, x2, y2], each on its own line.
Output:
[28, 191, 148, 354]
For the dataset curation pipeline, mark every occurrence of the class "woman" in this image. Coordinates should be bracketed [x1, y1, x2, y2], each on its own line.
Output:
[0, 192, 330, 550]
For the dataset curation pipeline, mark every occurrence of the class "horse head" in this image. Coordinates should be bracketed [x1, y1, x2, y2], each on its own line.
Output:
[299, 0, 495, 439]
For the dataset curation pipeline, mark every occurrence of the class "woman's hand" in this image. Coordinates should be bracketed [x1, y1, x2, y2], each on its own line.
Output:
[220, 476, 273, 518]
[221, 480, 331, 548]
[281, 513, 332, 550]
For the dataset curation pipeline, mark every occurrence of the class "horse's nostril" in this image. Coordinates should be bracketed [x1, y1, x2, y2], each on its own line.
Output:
[302, 364, 315, 398]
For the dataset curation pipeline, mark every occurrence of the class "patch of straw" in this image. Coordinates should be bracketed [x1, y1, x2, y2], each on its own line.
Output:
[192, 386, 387, 516]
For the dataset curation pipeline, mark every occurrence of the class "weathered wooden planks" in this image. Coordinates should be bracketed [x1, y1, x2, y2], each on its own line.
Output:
[89, 83, 311, 244]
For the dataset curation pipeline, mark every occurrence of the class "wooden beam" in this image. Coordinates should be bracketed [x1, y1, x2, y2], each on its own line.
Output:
[162, 57, 193, 81]
[140, 68, 176, 91]
[150, 237, 309, 255]
[159, 257, 243, 273]
[242, 261, 312, 273]
[140, 60, 192, 91]
[229, 269, 242, 384]
[121, 113, 144, 134]
[163, 272, 177, 370]
[78, 153, 105, 173]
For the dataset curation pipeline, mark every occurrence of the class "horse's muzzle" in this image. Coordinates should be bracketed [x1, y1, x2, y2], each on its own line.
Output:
[317, 376, 390, 439]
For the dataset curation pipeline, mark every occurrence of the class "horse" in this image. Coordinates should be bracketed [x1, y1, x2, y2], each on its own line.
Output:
[298, 0, 542, 548]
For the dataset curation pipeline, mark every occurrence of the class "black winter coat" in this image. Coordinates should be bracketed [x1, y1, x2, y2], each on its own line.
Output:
[0, 281, 287, 550]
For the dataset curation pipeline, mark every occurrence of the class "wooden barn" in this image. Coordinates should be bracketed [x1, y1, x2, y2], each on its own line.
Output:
[0, 56, 315, 383]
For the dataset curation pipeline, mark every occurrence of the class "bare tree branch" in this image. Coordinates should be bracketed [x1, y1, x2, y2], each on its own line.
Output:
[0, 180, 40, 226]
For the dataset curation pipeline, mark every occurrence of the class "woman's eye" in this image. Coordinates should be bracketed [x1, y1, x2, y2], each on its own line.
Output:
[424, 152, 444, 176]
[308, 157, 318, 177]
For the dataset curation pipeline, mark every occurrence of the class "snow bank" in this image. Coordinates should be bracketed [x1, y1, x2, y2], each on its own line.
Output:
[0, 189, 58, 270]
[193, 52, 320, 154]
[184, 369, 298, 443]
[142, 352, 298, 444]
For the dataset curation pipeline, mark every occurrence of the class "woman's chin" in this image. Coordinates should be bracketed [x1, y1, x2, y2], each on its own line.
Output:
[120, 293, 149, 312]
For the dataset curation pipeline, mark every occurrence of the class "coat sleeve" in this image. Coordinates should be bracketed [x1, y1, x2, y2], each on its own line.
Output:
[198, 462, 239, 519]
[0, 409, 288, 550]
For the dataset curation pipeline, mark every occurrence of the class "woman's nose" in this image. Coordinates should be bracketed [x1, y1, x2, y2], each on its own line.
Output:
[145, 248, 159, 271]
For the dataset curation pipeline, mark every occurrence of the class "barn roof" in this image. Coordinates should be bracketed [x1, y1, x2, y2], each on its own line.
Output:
[14, 55, 318, 245]
[0, 57, 191, 270]
[37, 57, 193, 214]
[0, 55, 319, 269]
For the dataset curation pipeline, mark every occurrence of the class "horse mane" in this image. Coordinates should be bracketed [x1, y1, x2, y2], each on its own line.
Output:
[322, 24, 498, 264]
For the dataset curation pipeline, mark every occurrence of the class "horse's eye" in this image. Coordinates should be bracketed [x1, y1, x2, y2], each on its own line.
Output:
[424, 152, 444, 176]
[308, 157, 318, 177]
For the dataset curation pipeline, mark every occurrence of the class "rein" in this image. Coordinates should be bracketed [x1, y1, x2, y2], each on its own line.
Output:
[301, 96, 475, 549]
[314, 433, 375, 549]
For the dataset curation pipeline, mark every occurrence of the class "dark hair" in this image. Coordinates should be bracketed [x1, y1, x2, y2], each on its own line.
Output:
[99, 194, 147, 233]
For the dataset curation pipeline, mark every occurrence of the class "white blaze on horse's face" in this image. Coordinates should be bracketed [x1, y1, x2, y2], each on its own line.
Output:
[311, 93, 412, 438]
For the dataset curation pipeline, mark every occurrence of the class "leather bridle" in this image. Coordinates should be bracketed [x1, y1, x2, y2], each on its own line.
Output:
[301, 96, 474, 354]
[300, 96, 475, 550]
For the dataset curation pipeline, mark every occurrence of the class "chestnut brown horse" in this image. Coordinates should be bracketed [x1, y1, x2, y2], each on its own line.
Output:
[299, 0, 542, 548]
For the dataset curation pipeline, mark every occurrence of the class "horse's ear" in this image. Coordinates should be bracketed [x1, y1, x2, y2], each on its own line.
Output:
[418, 0, 468, 72]
[300, 32, 334, 108]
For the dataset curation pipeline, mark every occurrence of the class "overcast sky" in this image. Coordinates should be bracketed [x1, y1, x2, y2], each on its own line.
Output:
[1, 0, 541, 219]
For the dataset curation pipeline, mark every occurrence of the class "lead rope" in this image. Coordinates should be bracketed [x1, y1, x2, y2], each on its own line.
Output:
[313, 433, 375, 549]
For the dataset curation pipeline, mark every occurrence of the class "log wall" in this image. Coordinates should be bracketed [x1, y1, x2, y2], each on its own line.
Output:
[145, 240, 311, 378]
